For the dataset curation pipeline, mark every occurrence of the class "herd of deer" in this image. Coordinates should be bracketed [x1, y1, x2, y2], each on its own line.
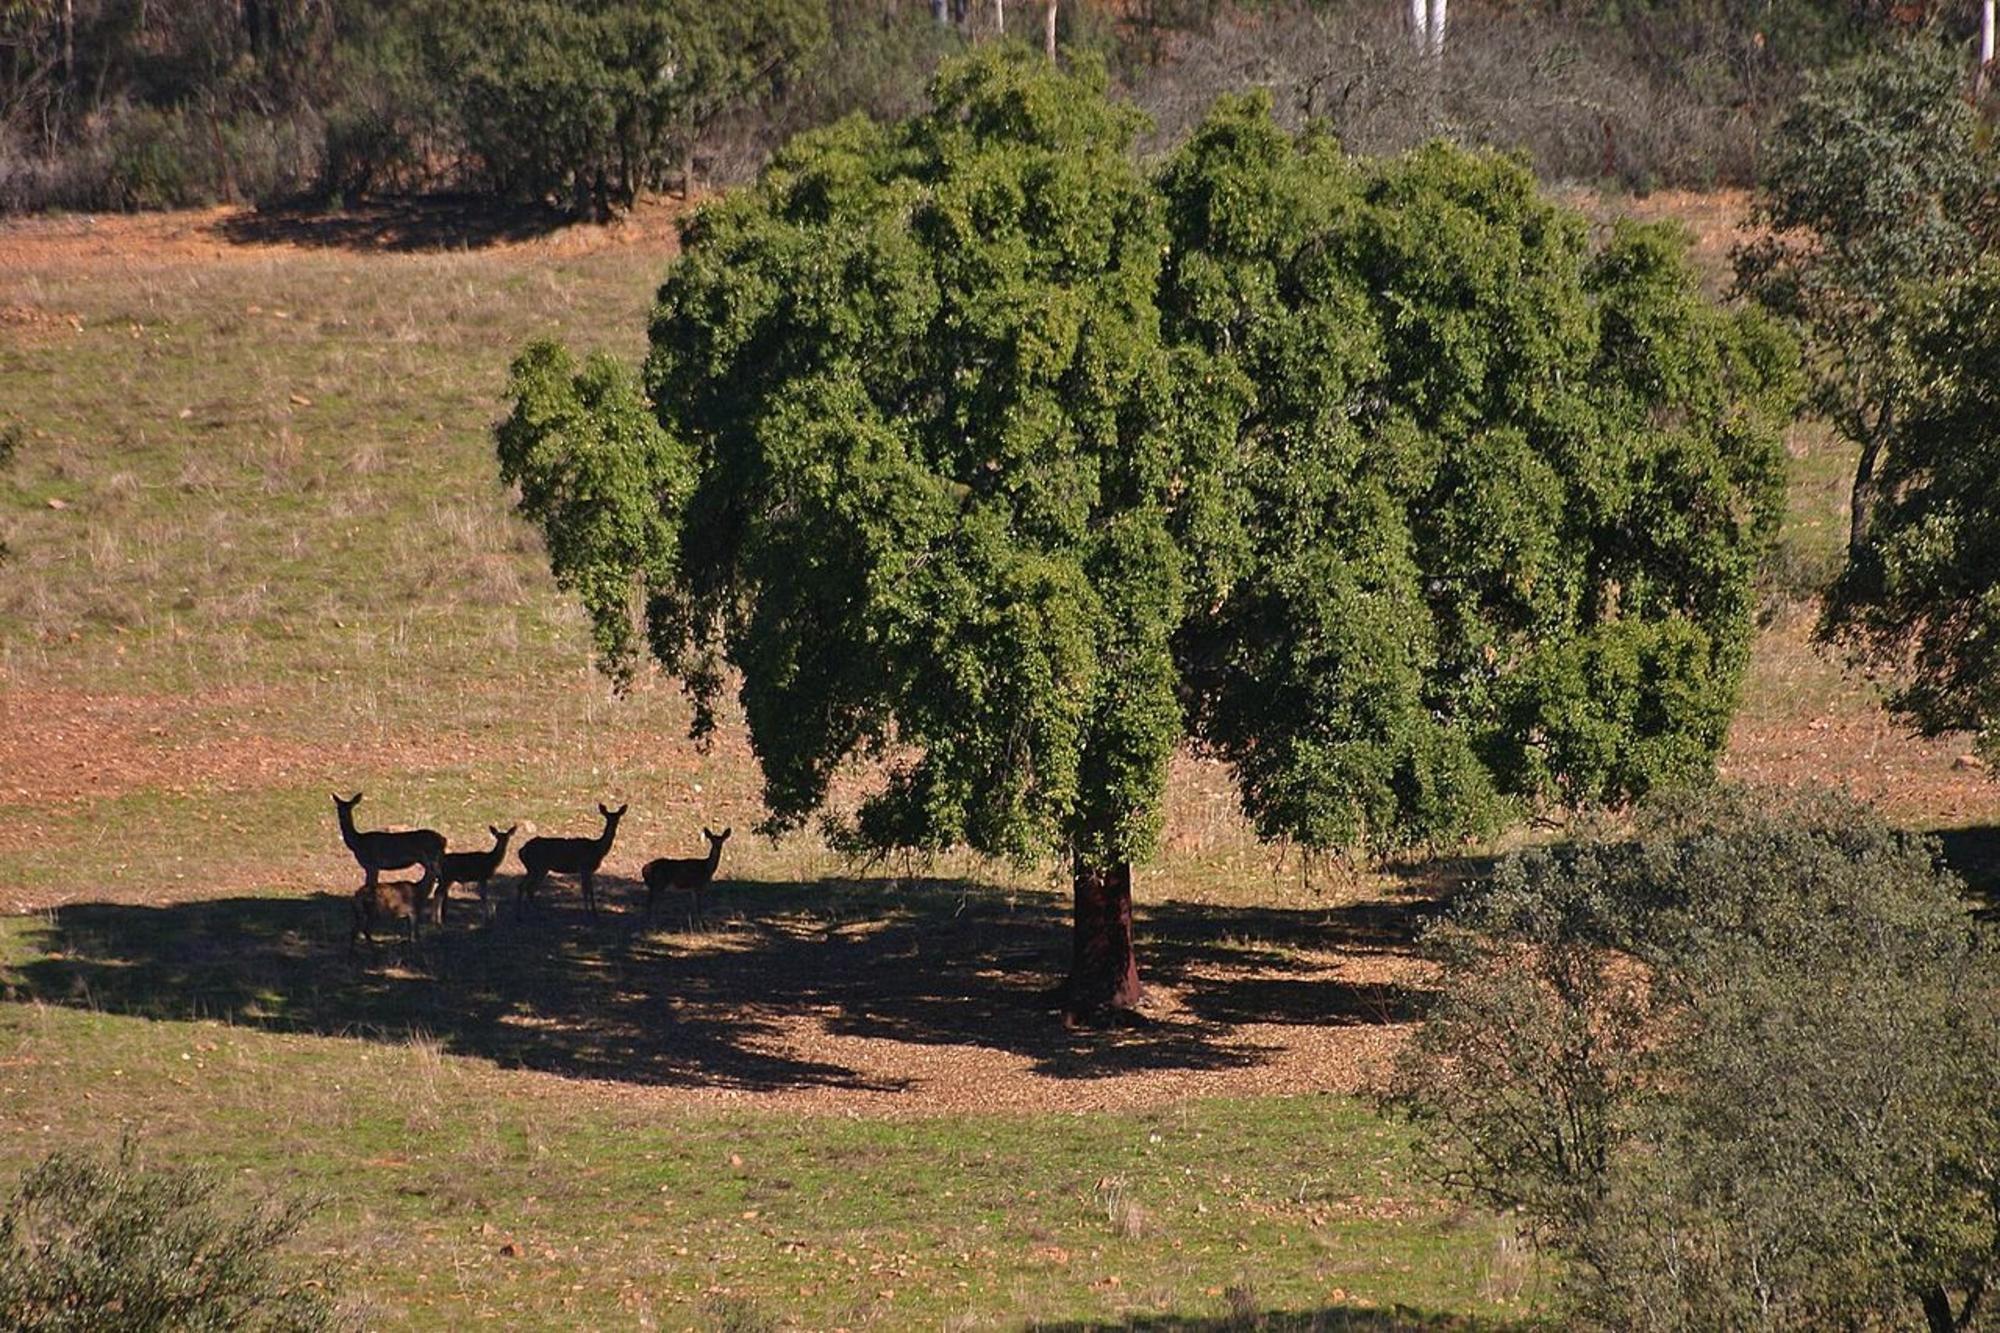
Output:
[333, 792, 730, 954]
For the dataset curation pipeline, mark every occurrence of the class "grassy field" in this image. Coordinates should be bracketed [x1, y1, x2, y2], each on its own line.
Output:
[1, 194, 1994, 1330]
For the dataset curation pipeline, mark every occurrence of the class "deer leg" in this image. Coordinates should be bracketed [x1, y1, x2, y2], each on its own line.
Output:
[518, 869, 543, 919]
[582, 870, 597, 916]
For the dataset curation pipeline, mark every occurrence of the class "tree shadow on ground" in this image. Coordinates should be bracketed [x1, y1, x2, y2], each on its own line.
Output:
[211, 194, 576, 253]
[0, 875, 1441, 1092]
[1029, 1301, 1517, 1330]
[1933, 824, 2000, 918]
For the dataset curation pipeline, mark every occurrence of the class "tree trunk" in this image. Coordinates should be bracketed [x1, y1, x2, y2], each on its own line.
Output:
[1408, 0, 1425, 54]
[1849, 418, 1887, 559]
[1980, 0, 1995, 98]
[1062, 857, 1143, 1018]
[1045, 0, 1058, 60]
[1427, 0, 1448, 61]
[1919, 1282, 1956, 1333]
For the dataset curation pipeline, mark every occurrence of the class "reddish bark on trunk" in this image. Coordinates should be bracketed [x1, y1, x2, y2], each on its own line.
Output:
[1062, 857, 1143, 1018]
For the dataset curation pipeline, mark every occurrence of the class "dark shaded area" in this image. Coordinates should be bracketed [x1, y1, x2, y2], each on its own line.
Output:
[211, 195, 578, 253]
[1031, 1301, 1517, 1330]
[0, 876, 1438, 1092]
[1933, 824, 2000, 917]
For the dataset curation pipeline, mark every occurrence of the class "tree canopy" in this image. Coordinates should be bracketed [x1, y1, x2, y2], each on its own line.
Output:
[498, 45, 1793, 1011]
[1822, 257, 2000, 760]
[1735, 40, 1998, 555]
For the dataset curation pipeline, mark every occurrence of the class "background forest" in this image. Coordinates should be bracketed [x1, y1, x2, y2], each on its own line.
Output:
[1, 0, 1993, 214]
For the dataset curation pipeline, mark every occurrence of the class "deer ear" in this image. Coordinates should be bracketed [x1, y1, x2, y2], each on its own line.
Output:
[721, 827, 731, 839]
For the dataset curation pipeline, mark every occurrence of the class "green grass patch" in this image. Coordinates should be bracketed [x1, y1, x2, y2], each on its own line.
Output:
[0, 998, 1527, 1330]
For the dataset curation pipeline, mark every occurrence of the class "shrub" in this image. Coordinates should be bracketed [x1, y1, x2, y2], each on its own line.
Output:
[1389, 788, 2000, 1332]
[0, 1138, 341, 1332]
[419, 0, 828, 217]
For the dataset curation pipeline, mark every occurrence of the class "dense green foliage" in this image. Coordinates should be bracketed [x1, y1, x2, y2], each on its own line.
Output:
[1390, 789, 2000, 1332]
[0, 1139, 338, 1331]
[1736, 40, 1999, 555]
[1823, 259, 2000, 760]
[631, 49, 1179, 868]
[499, 48, 1791, 871]
[422, 0, 828, 216]
[496, 342, 692, 683]
[1159, 99, 1793, 848]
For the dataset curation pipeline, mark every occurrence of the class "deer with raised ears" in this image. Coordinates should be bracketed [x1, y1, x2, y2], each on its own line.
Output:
[436, 824, 517, 924]
[516, 803, 626, 917]
[332, 792, 445, 922]
[642, 827, 731, 925]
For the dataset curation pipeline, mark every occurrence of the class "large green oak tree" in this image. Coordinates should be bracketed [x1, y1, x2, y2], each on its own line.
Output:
[497, 47, 1792, 1017]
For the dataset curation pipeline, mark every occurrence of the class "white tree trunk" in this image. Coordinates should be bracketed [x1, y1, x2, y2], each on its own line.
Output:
[1428, 0, 1448, 61]
[1045, 0, 1057, 60]
[996, 0, 1005, 36]
[1981, 0, 1995, 95]
[1409, 0, 1426, 55]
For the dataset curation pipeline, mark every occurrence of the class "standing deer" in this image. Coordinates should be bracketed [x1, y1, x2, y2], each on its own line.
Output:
[435, 824, 517, 923]
[642, 827, 731, 925]
[516, 803, 626, 917]
[332, 792, 444, 924]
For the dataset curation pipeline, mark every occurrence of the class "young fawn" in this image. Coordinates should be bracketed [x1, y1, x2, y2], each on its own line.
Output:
[332, 792, 445, 922]
[642, 827, 731, 924]
[516, 803, 626, 917]
[349, 879, 429, 956]
[435, 824, 517, 923]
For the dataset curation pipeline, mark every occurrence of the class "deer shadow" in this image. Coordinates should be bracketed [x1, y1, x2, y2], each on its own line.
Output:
[0, 874, 1440, 1092]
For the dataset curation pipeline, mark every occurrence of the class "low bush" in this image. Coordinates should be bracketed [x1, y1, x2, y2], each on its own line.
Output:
[1389, 787, 2000, 1332]
[0, 1138, 341, 1332]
